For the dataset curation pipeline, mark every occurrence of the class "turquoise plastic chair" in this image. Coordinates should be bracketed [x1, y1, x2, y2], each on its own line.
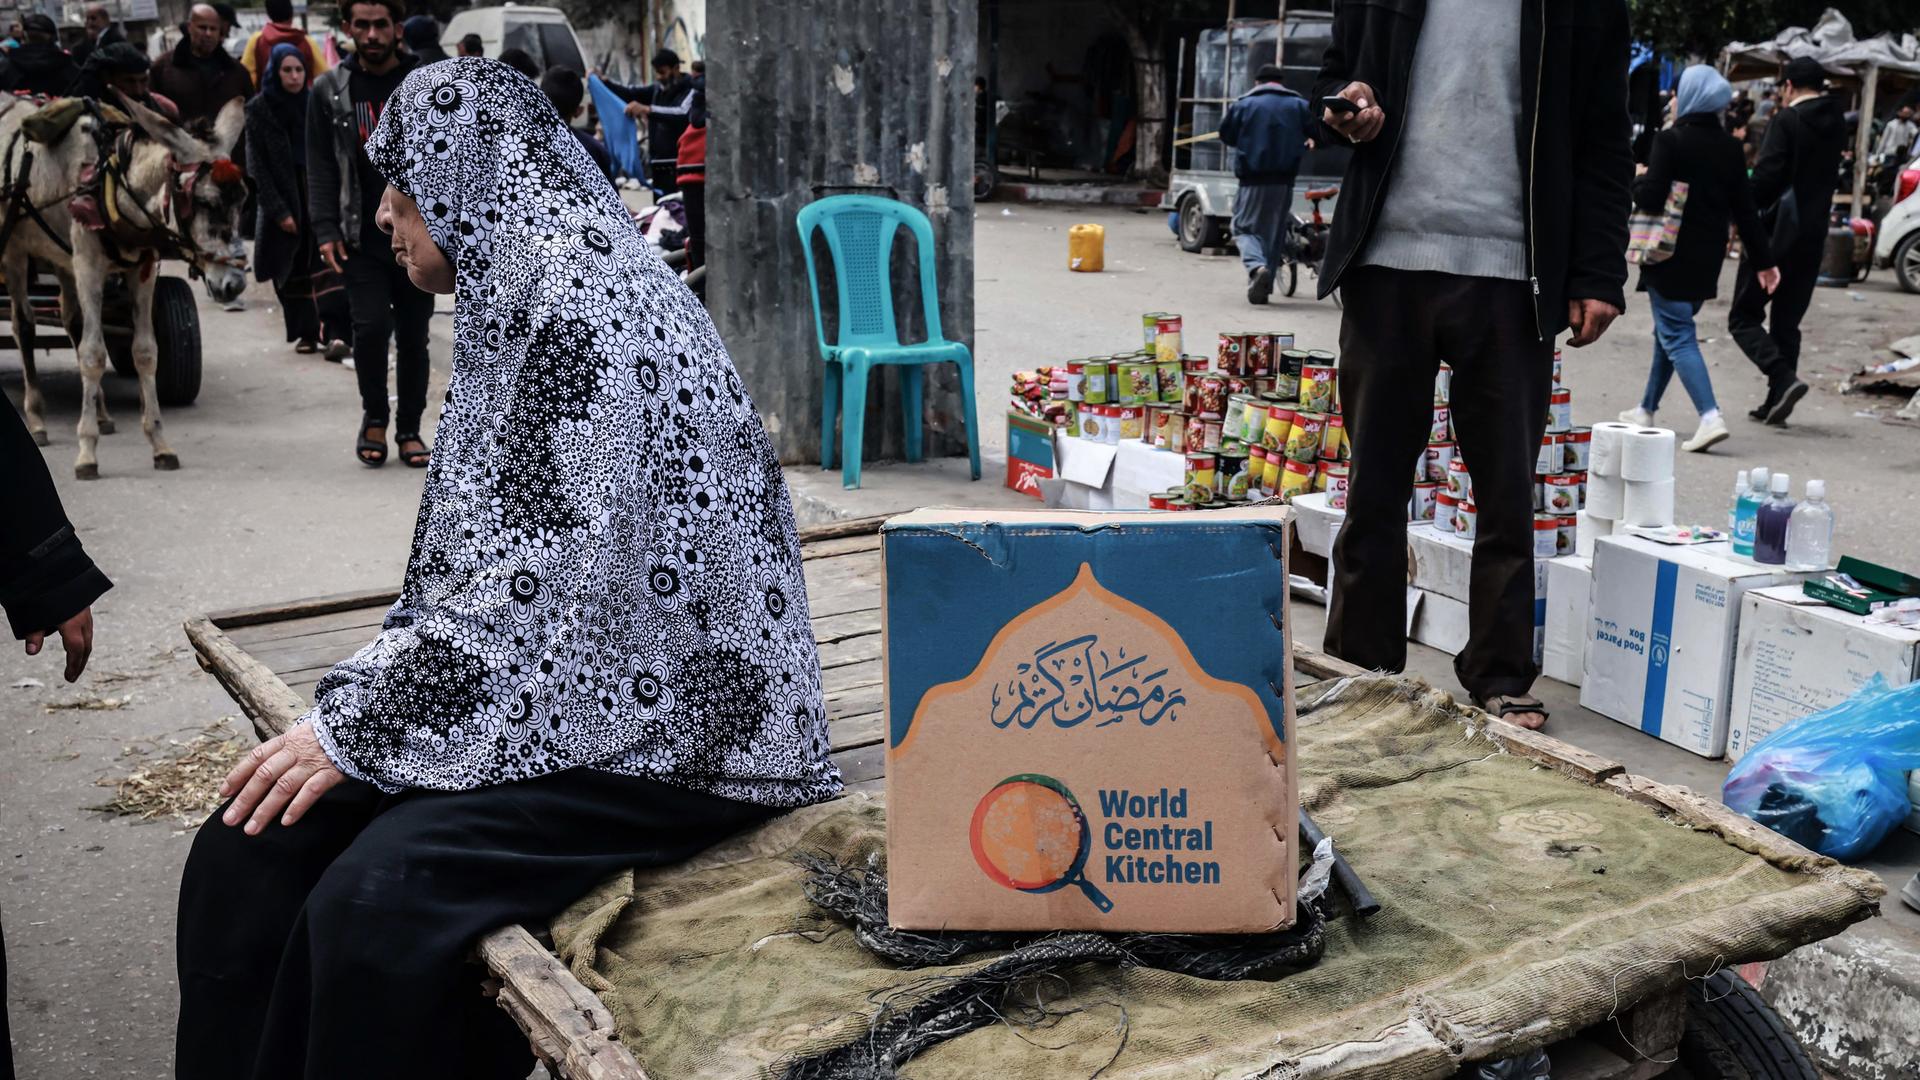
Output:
[796, 194, 981, 489]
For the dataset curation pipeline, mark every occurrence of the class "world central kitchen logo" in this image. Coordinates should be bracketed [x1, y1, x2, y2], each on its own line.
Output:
[989, 634, 1187, 729]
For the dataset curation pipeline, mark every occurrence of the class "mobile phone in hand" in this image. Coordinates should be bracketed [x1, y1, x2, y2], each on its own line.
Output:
[1322, 95, 1362, 117]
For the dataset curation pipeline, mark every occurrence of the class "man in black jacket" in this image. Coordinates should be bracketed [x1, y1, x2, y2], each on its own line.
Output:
[607, 49, 696, 196]
[1726, 56, 1846, 426]
[4, 399, 113, 1080]
[1314, 0, 1631, 729]
[71, 3, 122, 68]
[0, 14, 78, 97]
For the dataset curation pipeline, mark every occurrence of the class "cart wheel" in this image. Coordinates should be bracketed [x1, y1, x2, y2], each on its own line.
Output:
[973, 158, 996, 202]
[152, 277, 203, 406]
[1177, 193, 1225, 253]
[1282, 259, 1299, 298]
[1675, 970, 1818, 1080]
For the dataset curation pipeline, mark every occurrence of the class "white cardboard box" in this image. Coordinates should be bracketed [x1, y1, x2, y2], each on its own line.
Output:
[1408, 526, 1555, 664]
[1580, 537, 1814, 758]
[1045, 437, 1185, 511]
[1543, 556, 1593, 687]
[1725, 585, 1920, 761]
[1411, 590, 1470, 655]
[1289, 491, 1343, 559]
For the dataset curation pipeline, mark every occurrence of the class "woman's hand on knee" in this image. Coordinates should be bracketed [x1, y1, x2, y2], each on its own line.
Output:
[220, 722, 347, 835]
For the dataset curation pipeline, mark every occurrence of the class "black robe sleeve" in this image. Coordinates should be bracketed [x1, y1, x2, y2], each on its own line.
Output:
[1, 401, 111, 639]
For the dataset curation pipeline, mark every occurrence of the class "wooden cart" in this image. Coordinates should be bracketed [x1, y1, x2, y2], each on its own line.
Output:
[184, 516, 1853, 1080]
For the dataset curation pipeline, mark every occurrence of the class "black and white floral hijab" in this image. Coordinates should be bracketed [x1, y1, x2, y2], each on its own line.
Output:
[300, 59, 841, 806]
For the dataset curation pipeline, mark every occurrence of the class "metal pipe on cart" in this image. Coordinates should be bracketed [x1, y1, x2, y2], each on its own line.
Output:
[1299, 808, 1381, 917]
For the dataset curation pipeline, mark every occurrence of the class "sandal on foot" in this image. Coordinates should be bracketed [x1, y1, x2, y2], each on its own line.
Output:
[396, 433, 430, 468]
[1476, 694, 1550, 730]
[295, 339, 320, 354]
[357, 417, 388, 467]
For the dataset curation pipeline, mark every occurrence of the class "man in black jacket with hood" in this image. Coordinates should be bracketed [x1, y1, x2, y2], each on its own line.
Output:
[1727, 56, 1846, 425]
[607, 49, 696, 196]
[0, 14, 78, 96]
[1314, 0, 1631, 730]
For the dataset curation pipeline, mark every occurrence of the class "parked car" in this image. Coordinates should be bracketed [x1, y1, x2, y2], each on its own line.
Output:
[441, 5, 587, 74]
[1872, 153, 1920, 292]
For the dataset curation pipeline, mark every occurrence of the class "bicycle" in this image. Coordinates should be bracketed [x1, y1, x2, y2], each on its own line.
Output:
[1273, 184, 1340, 301]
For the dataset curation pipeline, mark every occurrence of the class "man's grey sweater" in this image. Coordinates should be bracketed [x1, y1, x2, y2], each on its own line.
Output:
[1361, 0, 1528, 281]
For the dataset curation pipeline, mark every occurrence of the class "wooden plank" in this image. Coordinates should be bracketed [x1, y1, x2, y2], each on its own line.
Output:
[183, 616, 307, 740]
[223, 607, 388, 648]
[1292, 645, 1368, 682]
[795, 515, 890, 544]
[800, 532, 883, 561]
[829, 710, 882, 752]
[1481, 720, 1624, 785]
[825, 680, 882, 719]
[476, 925, 649, 1080]
[817, 634, 881, 671]
[206, 588, 400, 631]
[821, 659, 878, 696]
[830, 741, 885, 785]
[812, 608, 880, 644]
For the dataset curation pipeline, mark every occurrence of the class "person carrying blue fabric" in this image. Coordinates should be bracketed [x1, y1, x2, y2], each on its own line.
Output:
[1218, 64, 1313, 305]
[604, 48, 696, 196]
[1618, 65, 1780, 454]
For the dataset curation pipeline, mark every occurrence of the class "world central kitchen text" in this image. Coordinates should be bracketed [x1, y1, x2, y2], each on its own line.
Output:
[1098, 787, 1221, 884]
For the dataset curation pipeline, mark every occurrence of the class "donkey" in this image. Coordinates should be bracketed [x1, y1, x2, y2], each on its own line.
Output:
[1, 92, 249, 478]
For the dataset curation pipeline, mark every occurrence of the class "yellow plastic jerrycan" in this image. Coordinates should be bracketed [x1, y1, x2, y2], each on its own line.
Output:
[1068, 223, 1105, 272]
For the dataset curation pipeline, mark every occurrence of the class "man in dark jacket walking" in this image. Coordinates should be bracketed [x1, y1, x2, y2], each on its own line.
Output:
[1219, 65, 1312, 304]
[1315, 0, 1632, 730]
[0, 14, 78, 97]
[607, 49, 696, 196]
[1726, 56, 1846, 426]
[152, 4, 253, 126]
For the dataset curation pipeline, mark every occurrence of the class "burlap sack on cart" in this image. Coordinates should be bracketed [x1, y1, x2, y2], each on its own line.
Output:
[551, 676, 1881, 1080]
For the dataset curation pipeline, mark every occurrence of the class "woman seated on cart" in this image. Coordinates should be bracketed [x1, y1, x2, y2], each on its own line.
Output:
[174, 59, 843, 1080]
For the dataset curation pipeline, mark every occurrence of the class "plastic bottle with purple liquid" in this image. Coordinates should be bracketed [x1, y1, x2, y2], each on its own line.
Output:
[1752, 472, 1796, 565]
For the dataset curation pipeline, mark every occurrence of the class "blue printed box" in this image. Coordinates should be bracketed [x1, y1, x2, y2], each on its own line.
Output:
[881, 506, 1297, 932]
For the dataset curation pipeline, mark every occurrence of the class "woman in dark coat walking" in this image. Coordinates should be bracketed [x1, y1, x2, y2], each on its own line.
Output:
[246, 43, 348, 357]
[1620, 65, 1779, 453]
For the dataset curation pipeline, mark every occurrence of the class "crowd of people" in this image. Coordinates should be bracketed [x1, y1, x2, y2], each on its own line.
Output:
[0, 0, 708, 471]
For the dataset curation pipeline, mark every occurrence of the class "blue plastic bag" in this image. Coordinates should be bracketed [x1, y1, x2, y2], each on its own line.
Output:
[1723, 675, 1920, 860]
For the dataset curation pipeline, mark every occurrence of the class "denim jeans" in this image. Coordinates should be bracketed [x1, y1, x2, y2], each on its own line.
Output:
[1230, 180, 1294, 273]
[1641, 287, 1717, 416]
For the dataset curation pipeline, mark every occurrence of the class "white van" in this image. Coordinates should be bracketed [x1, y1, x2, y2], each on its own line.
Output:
[441, 5, 588, 74]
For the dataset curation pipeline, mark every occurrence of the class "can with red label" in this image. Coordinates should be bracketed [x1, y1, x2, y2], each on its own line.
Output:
[1533, 513, 1560, 557]
[1536, 433, 1565, 475]
[1165, 411, 1189, 452]
[1154, 314, 1183, 363]
[1433, 362, 1452, 406]
[1240, 398, 1271, 444]
[1217, 331, 1247, 375]
[1183, 451, 1216, 502]
[1064, 361, 1086, 402]
[1324, 461, 1350, 508]
[1284, 411, 1326, 463]
[1166, 497, 1197, 512]
[1263, 407, 1295, 453]
[1248, 332, 1277, 376]
[1543, 473, 1581, 514]
[1555, 514, 1577, 556]
[1429, 405, 1452, 444]
[1183, 412, 1207, 453]
[1410, 481, 1442, 522]
[1320, 414, 1347, 461]
[1446, 456, 1472, 500]
[1259, 446, 1283, 496]
[1424, 441, 1455, 483]
[1279, 457, 1317, 502]
[1299, 363, 1338, 414]
[1435, 491, 1458, 532]
[1197, 373, 1228, 418]
[1552, 349, 1563, 386]
[1201, 417, 1225, 452]
[1547, 388, 1572, 434]
[1563, 426, 1591, 472]
[1156, 360, 1183, 404]
[1458, 500, 1478, 539]
[1572, 469, 1587, 507]
[1148, 491, 1171, 510]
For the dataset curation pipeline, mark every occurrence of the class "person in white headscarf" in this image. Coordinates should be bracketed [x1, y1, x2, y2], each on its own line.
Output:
[174, 58, 840, 1079]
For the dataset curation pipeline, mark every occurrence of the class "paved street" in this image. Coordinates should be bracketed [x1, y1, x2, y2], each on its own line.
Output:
[2, 201, 1918, 1077]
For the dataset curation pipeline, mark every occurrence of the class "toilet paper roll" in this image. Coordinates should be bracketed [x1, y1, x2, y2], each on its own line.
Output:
[1584, 470, 1625, 519]
[1620, 427, 1677, 482]
[1588, 421, 1636, 477]
[1575, 509, 1610, 556]
[1623, 476, 1676, 527]
[1613, 517, 1639, 535]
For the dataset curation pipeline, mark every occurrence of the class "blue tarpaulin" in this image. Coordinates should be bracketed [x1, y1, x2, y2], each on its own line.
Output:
[587, 74, 644, 180]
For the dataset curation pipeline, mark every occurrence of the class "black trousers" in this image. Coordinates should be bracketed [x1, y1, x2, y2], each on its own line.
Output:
[1326, 266, 1553, 701]
[344, 238, 435, 434]
[683, 181, 705, 270]
[649, 160, 678, 198]
[175, 769, 775, 1080]
[1727, 238, 1821, 387]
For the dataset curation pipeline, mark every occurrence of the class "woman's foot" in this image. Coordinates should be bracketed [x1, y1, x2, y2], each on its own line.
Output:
[357, 417, 387, 467]
[1477, 694, 1549, 731]
[1682, 413, 1730, 452]
[1617, 406, 1654, 426]
[396, 433, 431, 468]
[324, 340, 351, 362]
[295, 338, 319, 354]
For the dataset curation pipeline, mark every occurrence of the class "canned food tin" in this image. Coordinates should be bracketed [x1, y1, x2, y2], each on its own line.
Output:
[1183, 413, 1207, 453]
[1547, 388, 1572, 434]
[1248, 332, 1276, 376]
[1313, 464, 1331, 492]
[1196, 373, 1228, 418]
[1555, 514, 1577, 556]
[1458, 500, 1478, 539]
[1166, 411, 1189, 452]
[1305, 348, 1335, 366]
[1224, 393, 1255, 440]
[1103, 405, 1124, 445]
[1270, 372, 1299, 400]
[1279, 457, 1317, 502]
[1223, 376, 1250, 398]
[1154, 314, 1184, 363]
[1064, 361, 1086, 402]
[1299, 364, 1338, 414]
[1322, 461, 1350, 507]
[1078, 404, 1106, 442]
[1220, 452, 1251, 500]
[1201, 417, 1225, 452]
[1166, 497, 1197, 512]
[1251, 377, 1276, 397]
[1284, 410, 1326, 463]
[1536, 433, 1565, 475]
[1321, 414, 1346, 461]
[1429, 405, 1452, 444]
[1551, 349, 1563, 386]
[1543, 473, 1581, 514]
[1183, 451, 1216, 502]
[1217, 331, 1248, 375]
[1446, 456, 1472, 500]
[1435, 491, 1458, 532]
[1156, 361, 1183, 404]
[1259, 447, 1283, 496]
[1149, 406, 1171, 447]
[1262, 406, 1295, 451]
[1572, 469, 1587, 507]
[1241, 399, 1270, 444]
[1183, 356, 1211, 374]
[1424, 441, 1455, 483]
[1280, 348, 1310, 378]
[1083, 360, 1111, 404]
[1563, 426, 1592, 472]
[1433, 362, 1452, 406]
[1113, 362, 1147, 405]
[1411, 481, 1441, 522]
[1148, 492, 1171, 510]
[1142, 312, 1165, 351]
[1533, 513, 1560, 558]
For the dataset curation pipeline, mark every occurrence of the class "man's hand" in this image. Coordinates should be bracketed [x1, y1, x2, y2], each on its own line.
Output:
[624, 101, 650, 119]
[278, 215, 298, 234]
[319, 240, 347, 274]
[1566, 298, 1622, 347]
[1758, 266, 1781, 294]
[219, 721, 347, 834]
[1324, 81, 1385, 143]
[24, 607, 93, 683]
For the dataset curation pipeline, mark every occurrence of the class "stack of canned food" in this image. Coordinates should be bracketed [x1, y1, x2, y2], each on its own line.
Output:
[1426, 351, 1589, 556]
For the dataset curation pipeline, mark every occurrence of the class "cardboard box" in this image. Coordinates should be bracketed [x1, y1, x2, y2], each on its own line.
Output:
[1289, 491, 1344, 560]
[1580, 537, 1813, 758]
[1726, 585, 1920, 762]
[1005, 411, 1056, 499]
[1410, 590, 1470, 655]
[1542, 556, 1593, 687]
[882, 506, 1297, 933]
[1407, 526, 1554, 663]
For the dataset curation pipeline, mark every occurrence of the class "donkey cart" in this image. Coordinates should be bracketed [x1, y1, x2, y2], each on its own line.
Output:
[184, 516, 1882, 1080]
[0, 262, 203, 405]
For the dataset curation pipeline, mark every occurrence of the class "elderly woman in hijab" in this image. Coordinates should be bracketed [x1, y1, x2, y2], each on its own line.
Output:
[1619, 65, 1780, 453]
[174, 58, 841, 1079]
[246, 43, 349, 358]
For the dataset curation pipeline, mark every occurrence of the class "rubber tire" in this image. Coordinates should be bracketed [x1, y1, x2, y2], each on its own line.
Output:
[152, 277, 203, 406]
[1675, 970, 1818, 1080]
[1177, 193, 1225, 253]
[1894, 232, 1920, 294]
[1282, 259, 1299, 298]
[973, 158, 996, 202]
